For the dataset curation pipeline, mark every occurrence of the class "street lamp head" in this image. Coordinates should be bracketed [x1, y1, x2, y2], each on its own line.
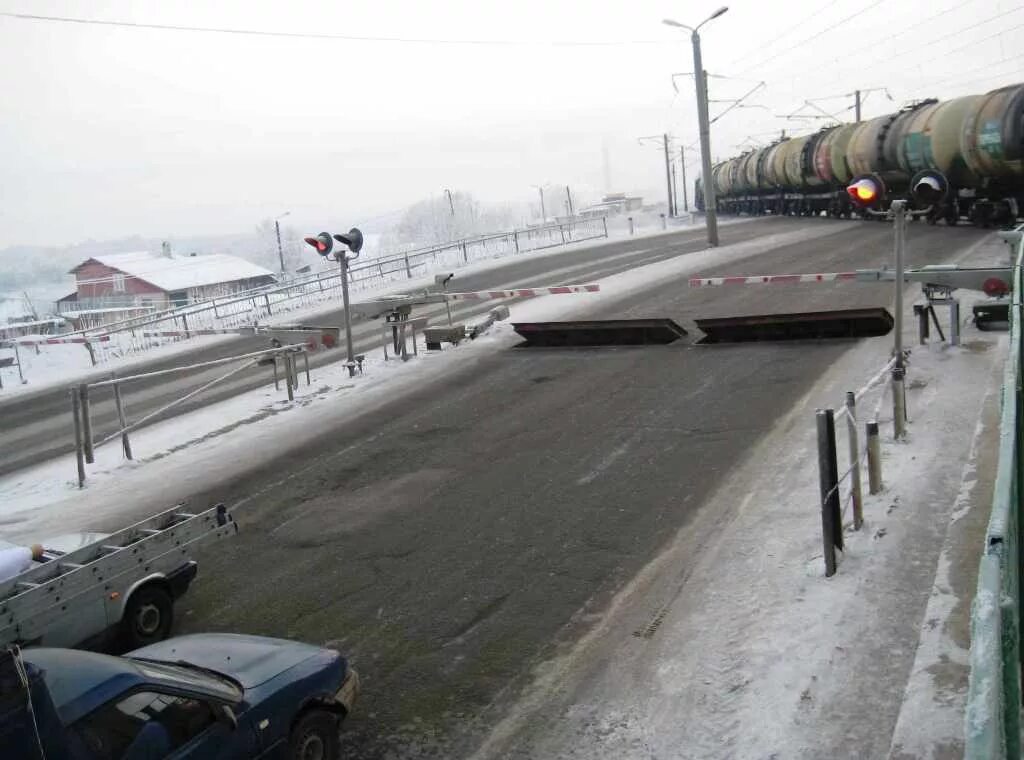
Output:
[709, 6, 729, 21]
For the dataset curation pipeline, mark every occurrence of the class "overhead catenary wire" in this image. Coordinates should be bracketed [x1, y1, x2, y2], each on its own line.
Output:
[732, 0, 887, 78]
[0, 11, 677, 47]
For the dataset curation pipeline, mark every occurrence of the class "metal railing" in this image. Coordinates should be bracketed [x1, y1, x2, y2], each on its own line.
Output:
[965, 224, 1024, 759]
[49, 216, 608, 366]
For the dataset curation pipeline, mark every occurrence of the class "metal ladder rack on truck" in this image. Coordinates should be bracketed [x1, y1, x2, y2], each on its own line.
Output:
[0, 503, 237, 651]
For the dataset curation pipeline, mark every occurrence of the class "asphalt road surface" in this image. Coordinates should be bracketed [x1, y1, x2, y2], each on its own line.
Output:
[1, 218, 799, 477]
[158, 219, 991, 757]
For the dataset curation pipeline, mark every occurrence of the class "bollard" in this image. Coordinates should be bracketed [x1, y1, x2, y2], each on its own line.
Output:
[602, 216, 609, 238]
[461, 243, 468, 263]
[950, 300, 960, 346]
[264, 293, 272, 315]
[181, 312, 191, 339]
[915, 304, 929, 345]
[513, 230, 520, 254]
[866, 420, 882, 494]
[79, 384, 95, 464]
[892, 365, 907, 440]
[660, 213, 667, 230]
[112, 375, 133, 461]
[845, 392, 863, 530]
[302, 352, 311, 385]
[816, 408, 843, 577]
[71, 388, 86, 488]
[628, 217, 634, 236]
[284, 355, 295, 401]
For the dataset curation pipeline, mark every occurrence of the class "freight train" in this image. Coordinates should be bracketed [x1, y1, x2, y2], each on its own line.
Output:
[696, 82, 1024, 227]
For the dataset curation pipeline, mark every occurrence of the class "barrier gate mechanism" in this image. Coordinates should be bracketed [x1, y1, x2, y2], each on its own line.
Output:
[689, 264, 1014, 339]
[352, 283, 602, 356]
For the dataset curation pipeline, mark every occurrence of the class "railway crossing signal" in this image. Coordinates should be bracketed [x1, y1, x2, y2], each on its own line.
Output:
[846, 176, 883, 210]
[333, 228, 364, 255]
[303, 232, 333, 257]
[910, 170, 949, 206]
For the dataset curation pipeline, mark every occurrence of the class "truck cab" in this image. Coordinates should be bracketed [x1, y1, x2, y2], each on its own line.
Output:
[3, 633, 359, 760]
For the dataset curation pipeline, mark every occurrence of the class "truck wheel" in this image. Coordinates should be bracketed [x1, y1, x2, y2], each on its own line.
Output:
[122, 585, 174, 649]
[289, 710, 340, 760]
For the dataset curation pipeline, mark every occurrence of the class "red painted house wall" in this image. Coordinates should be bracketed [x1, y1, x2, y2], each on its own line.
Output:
[73, 260, 165, 300]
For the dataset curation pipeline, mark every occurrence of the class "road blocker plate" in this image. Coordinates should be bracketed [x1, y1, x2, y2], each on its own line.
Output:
[695, 308, 893, 344]
[973, 299, 1009, 331]
[512, 319, 687, 347]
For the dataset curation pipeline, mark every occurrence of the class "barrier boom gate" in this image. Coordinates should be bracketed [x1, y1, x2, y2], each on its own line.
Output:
[0, 503, 237, 649]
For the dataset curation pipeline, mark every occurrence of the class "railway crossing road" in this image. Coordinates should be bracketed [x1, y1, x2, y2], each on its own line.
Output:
[150, 220, 992, 757]
[0, 217, 799, 478]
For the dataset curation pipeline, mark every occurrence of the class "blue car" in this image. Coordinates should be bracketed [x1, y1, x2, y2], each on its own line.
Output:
[5, 633, 359, 760]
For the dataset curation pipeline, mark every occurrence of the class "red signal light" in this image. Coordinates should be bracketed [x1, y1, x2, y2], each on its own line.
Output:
[846, 180, 877, 203]
[303, 232, 334, 257]
[846, 177, 883, 209]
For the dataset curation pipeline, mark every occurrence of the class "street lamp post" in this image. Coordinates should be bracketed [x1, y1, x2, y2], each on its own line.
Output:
[532, 185, 547, 223]
[274, 211, 291, 274]
[664, 6, 729, 247]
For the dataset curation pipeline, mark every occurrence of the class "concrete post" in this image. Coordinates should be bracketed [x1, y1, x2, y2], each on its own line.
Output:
[112, 375, 133, 460]
[660, 213, 667, 230]
[866, 420, 882, 494]
[950, 300, 961, 346]
[628, 217, 634, 235]
[79, 383, 94, 464]
[892, 200, 907, 369]
[71, 388, 86, 488]
[845, 392, 863, 530]
[892, 365, 907, 440]
[285, 355, 295, 401]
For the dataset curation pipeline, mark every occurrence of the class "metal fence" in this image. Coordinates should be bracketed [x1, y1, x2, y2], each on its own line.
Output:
[965, 225, 1024, 759]
[50, 216, 608, 366]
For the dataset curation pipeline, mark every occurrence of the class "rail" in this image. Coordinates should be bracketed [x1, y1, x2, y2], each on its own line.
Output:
[965, 223, 1024, 760]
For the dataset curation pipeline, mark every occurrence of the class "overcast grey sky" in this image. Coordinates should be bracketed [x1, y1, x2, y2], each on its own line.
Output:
[1, 0, 1022, 248]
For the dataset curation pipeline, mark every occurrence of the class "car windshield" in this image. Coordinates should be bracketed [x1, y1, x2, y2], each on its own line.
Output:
[129, 658, 242, 704]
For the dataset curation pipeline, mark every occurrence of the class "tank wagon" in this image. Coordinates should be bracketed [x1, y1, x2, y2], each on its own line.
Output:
[700, 82, 1024, 227]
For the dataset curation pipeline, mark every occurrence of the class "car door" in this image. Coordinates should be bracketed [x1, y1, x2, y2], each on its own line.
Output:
[71, 689, 256, 759]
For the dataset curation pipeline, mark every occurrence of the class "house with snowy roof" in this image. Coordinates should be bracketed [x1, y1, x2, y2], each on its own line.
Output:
[62, 250, 276, 320]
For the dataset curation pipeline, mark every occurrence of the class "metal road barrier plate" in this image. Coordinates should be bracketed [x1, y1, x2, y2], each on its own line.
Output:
[511, 319, 688, 347]
[695, 308, 894, 344]
[973, 299, 1010, 331]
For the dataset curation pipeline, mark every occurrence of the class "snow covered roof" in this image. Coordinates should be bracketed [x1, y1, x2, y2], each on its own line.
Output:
[70, 251, 275, 292]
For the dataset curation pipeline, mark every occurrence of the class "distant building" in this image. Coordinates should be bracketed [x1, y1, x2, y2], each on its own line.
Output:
[577, 193, 644, 218]
[63, 251, 276, 319]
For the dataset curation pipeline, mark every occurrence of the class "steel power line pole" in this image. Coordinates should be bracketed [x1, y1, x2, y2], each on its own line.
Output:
[680, 146, 689, 212]
[855, 89, 862, 122]
[663, 134, 675, 217]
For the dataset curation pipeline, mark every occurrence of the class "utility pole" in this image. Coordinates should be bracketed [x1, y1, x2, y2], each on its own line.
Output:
[534, 185, 547, 222]
[275, 220, 285, 273]
[694, 60, 719, 244]
[671, 162, 678, 217]
[274, 211, 291, 274]
[680, 146, 689, 212]
[663, 133, 674, 217]
[855, 89, 862, 123]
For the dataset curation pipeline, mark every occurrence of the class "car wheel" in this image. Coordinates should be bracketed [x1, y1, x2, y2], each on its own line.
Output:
[122, 585, 174, 649]
[289, 710, 340, 760]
